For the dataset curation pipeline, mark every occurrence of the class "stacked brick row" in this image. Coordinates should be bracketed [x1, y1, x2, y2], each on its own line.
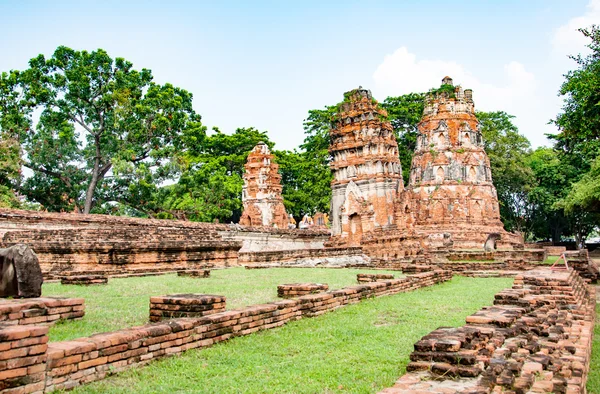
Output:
[356, 273, 394, 283]
[0, 270, 452, 393]
[177, 270, 211, 278]
[0, 298, 84, 326]
[1, 220, 242, 275]
[296, 271, 452, 318]
[0, 324, 48, 394]
[61, 275, 108, 285]
[238, 247, 365, 265]
[149, 295, 226, 322]
[277, 283, 329, 298]
[564, 250, 600, 282]
[382, 269, 595, 394]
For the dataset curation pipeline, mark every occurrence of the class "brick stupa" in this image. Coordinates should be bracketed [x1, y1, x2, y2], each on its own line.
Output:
[239, 142, 289, 228]
[406, 77, 522, 248]
[328, 87, 403, 247]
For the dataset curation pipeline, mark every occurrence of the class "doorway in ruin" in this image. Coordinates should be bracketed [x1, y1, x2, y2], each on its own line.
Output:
[348, 214, 363, 246]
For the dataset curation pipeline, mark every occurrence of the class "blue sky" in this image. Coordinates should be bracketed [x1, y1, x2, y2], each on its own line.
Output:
[0, 0, 597, 150]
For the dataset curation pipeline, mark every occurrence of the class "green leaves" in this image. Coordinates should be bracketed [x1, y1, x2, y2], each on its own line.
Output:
[156, 127, 269, 223]
[2, 46, 205, 214]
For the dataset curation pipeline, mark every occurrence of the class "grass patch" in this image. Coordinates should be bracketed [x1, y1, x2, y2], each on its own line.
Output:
[43, 267, 399, 341]
[588, 304, 600, 393]
[68, 276, 512, 394]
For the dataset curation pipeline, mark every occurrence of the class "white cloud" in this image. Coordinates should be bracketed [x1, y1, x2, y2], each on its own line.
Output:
[371, 47, 551, 147]
[553, 0, 600, 55]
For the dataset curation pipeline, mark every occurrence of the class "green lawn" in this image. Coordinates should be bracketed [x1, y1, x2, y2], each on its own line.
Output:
[588, 304, 600, 394]
[43, 267, 399, 341]
[67, 276, 513, 394]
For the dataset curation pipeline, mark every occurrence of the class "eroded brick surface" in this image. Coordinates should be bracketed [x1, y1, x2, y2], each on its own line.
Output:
[382, 269, 596, 394]
[328, 87, 403, 247]
[277, 283, 329, 298]
[0, 297, 84, 326]
[239, 142, 289, 229]
[149, 294, 226, 322]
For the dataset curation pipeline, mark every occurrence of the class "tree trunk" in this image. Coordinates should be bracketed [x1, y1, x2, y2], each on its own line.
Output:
[83, 135, 101, 214]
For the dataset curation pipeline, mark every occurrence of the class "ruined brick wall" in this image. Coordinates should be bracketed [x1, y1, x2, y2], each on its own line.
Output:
[0, 209, 335, 275]
[239, 142, 289, 229]
[405, 78, 522, 249]
[329, 87, 403, 247]
[383, 269, 595, 393]
[0, 270, 451, 393]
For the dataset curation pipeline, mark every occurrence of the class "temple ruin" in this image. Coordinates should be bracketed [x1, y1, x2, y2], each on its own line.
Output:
[239, 142, 289, 229]
[406, 77, 522, 249]
[326, 79, 527, 266]
[329, 87, 403, 247]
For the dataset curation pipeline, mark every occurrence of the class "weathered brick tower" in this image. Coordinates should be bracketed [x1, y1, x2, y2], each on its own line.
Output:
[239, 142, 289, 228]
[406, 77, 522, 248]
[329, 87, 403, 246]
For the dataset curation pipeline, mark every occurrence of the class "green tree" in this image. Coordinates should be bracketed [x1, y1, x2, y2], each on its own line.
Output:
[380, 93, 425, 180]
[562, 155, 600, 214]
[477, 111, 535, 235]
[0, 71, 28, 208]
[552, 25, 600, 168]
[527, 147, 572, 243]
[158, 127, 272, 223]
[275, 149, 331, 223]
[551, 26, 600, 221]
[3, 46, 205, 214]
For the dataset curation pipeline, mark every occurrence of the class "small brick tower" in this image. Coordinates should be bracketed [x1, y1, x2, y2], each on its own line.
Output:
[239, 142, 288, 228]
[329, 87, 403, 246]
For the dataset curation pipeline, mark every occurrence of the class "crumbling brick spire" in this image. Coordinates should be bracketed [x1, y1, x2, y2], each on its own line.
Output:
[406, 77, 519, 247]
[239, 142, 288, 228]
[329, 87, 403, 246]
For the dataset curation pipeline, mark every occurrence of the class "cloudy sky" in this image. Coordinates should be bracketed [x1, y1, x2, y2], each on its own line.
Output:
[0, 0, 598, 150]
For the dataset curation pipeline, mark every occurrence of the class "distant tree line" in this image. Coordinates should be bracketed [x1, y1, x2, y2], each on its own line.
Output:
[2, 27, 600, 245]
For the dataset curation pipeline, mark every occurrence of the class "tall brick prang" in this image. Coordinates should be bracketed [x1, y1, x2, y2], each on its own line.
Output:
[239, 142, 289, 228]
[405, 77, 522, 249]
[329, 87, 403, 247]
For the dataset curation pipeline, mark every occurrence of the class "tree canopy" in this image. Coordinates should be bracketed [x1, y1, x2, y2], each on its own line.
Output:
[2, 46, 205, 214]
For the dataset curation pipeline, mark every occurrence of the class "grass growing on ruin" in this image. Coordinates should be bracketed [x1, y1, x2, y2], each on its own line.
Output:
[587, 304, 600, 393]
[43, 267, 399, 341]
[68, 276, 513, 394]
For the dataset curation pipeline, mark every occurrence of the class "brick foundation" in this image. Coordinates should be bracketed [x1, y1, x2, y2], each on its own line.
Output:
[0, 298, 84, 326]
[149, 294, 226, 322]
[382, 269, 596, 393]
[177, 270, 211, 278]
[277, 283, 329, 298]
[239, 247, 366, 266]
[60, 275, 108, 285]
[357, 273, 395, 283]
[0, 270, 451, 393]
[0, 324, 48, 394]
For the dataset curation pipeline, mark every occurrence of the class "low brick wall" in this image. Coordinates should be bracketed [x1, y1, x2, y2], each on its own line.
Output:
[357, 273, 395, 283]
[0, 324, 49, 393]
[149, 294, 226, 322]
[0, 298, 85, 326]
[61, 275, 108, 285]
[177, 270, 211, 278]
[402, 260, 546, 274]
[544, 245, 567, 255]
[277, 283, 329, 298]
[447, 249, 546, 263]
[239, 247, 365, 266]
[0, 270, 451, 393]
[382, 269, 596, 394]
